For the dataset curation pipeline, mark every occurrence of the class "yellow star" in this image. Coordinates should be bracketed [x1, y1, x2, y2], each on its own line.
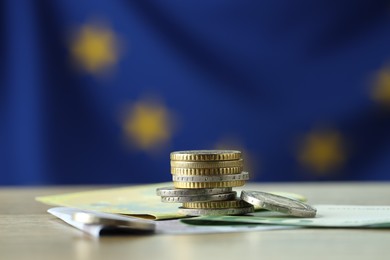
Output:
[123, 98, 174, 152]
[70, 21, 120, 74]
[371, 66, 390, 107]
[297, 129, 346, 175]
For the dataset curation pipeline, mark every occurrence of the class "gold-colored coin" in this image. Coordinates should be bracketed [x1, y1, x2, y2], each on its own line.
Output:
[170, 159, 243, 169]
[178, 206, 254, 216]
[170, 150, 241, 161]
[171, 167, 243, 175]
[172, 172, 249, 182]
[183, 199, 251, 209]
[173, 180, 246, 189]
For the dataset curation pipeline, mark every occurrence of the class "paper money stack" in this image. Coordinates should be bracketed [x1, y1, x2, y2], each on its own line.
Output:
[156, 150, 254, 216]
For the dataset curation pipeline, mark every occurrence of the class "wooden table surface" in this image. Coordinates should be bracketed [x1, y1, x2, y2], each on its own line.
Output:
[1, 182, 390, 260]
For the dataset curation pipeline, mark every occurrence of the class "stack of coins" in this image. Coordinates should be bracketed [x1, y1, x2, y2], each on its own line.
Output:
[156, 150, 254, 216]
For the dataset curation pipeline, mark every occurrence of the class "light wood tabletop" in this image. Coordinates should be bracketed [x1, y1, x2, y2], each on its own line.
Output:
[1, 182, 390, 260]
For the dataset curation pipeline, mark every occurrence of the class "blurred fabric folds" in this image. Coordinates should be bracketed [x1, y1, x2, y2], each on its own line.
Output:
[1, 0, 390, 185]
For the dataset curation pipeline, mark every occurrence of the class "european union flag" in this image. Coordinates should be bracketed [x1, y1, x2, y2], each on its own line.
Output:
[2, 0, 390, 185]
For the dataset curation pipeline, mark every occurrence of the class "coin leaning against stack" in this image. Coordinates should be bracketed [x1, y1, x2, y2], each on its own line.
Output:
[156, 150, 254, 216]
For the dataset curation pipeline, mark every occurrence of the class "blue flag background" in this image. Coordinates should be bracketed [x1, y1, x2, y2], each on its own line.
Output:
[1, 0, 390, 185]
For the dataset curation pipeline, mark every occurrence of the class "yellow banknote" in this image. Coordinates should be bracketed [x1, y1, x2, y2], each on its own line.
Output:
[36, 183, 181, 220]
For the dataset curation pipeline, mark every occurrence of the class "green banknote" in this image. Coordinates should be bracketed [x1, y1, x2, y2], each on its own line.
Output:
[181, 205, 390, 227]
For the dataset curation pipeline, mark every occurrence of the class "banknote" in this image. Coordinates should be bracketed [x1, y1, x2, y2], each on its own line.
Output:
[181, 205, 390, 227]
[48, 207, 295, 236]
[36, 183, 306, 220]
[37, 183, 180, 220]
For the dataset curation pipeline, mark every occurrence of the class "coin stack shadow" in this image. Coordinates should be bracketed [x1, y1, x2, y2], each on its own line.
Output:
[156, 150, 254, 216]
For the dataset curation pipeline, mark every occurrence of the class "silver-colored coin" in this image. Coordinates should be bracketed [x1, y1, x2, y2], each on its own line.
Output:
[240, 190, 317, 218]
[72, 212, 155, 230]
[172, 172, 249, 182]
[156, 187, 232, 196]
[170, 159, 243, 169]
[178, 206, 254, 216]
[160, 191, 237, 203]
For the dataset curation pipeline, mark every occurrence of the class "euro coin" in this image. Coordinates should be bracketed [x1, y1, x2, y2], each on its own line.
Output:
[160, 192, 237, 203]
[171, 166, 243, 175]
[170, 159, 243, 169]
[173, 180, 246, 189]
[156, 187, 233, 196]
[183, 198, 251, 209]
[178, 206, 254, 216]
[240, 190, 317, 218]
[170, 150, 241, 161]
[172, 172, 249, 182]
